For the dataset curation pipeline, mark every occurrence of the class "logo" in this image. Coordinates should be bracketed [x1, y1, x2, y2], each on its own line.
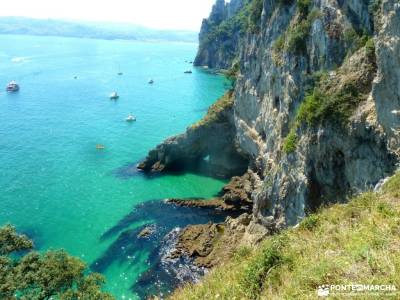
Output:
[317, 285, 330, 297]
[317, 284, 398, 297]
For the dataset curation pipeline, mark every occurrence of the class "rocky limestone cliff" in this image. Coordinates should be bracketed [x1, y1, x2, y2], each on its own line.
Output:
[138, 91, 249, 178]
[140, 0, 400, 243]
[234, 0, 399, 237]
[194, 0, 245, 69]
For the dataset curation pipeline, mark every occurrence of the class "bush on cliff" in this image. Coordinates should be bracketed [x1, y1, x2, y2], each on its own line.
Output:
[247, 0, 264, 33]
[192, 91, 234, 129]
[283, 129, 298, 153]
[170, 172, 400, 299]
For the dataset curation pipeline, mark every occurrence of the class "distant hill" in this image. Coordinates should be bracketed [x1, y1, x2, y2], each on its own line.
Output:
[0, 17, 198, 42]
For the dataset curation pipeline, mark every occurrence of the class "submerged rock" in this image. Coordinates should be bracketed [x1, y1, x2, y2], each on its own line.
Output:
[166, 197, 238, 212]
[137, 225, 156, 239]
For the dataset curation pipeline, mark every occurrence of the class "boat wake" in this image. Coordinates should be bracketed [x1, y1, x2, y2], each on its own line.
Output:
[11, 56, 30, 64]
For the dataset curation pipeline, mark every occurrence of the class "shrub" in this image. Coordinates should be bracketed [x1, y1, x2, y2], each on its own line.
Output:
[369, 0, 382, 14]
[296, 76, 363, 127]
[0, 225, 113, 300]
[273, 35, 285, 53]
[297, 0, 311, 17]
[297, 92, 321, 126]
[248, 0, 264, 33]
[285, 8, 320, 55]
[283, 129, 298, 153]
[343, 28, 371, 57]
[365, 37, 375, 58]
[240, 237, 286, 299]
[279, 0, 295, 5]
[299, 214, 320, 230]
[192, 91, 234, 128]
[225, 60, 240, 79]
[286, 20, 311, 54]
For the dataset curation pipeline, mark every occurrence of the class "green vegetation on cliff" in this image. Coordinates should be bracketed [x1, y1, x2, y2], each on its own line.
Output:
[282, 40, 376, 154]
[0, 225, 113, 300]
[297, 40, 376, 127]
[273, 4, 321, 58]
[171, 172, 400, 299]
[200, 0, 262, 47]
[192, 91, 234, 129]
[196, 0, 265, 69]
[283, 129, 298, 154]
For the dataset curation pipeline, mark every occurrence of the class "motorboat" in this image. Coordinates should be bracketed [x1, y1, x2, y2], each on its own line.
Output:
[391, 110, 400, 116]
[6, 81, 19, 92]
[109, 92, 119, 100]
[126, 113, 136, 122]
[184, 70, 192, 74]
[96, 144, 105, 150]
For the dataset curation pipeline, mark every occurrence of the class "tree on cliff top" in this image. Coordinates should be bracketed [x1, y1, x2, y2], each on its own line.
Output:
[0, 224, 114, 300]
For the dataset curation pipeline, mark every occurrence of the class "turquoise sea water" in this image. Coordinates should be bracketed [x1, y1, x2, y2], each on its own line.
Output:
[0, 34, 230, 299]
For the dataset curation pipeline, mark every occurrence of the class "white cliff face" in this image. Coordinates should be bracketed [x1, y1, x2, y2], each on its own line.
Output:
[372, 0, 400, 155]
[194, 0, 245, 69]
[230, 0, 400, 233]
[142, 0, 400, 241]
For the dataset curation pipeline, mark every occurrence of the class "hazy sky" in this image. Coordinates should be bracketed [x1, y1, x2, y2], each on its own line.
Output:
[0, 0, 218, 31]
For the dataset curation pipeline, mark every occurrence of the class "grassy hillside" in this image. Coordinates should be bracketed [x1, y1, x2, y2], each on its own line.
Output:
[171, 172, 400, 299]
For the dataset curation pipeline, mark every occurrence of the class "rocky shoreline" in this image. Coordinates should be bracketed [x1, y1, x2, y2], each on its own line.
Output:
[129, 171, 272, 299]
[135, 0, 400, 298]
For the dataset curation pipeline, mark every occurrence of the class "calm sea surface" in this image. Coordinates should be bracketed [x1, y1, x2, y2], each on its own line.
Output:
[0, 34, 230, 299]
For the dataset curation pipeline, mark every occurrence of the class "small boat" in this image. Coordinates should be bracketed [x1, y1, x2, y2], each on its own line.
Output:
[96, 144, 105, 150]
[6, 81, 19, 92]
[184, 70, 192, 74]
[73, 76, 78, 79]
[148, 79, 154, 84]
[109, 92, 119, 100]
[391, 110, 400, 116]
[118, 72, 123, 76]
[126, 113, 136, 122]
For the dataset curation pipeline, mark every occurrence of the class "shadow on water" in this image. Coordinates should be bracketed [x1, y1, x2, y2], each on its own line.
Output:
[113, 161, 228, 181]
[112, 161, 142, 180]
[20, 226, 45, 250]
[193, 107, 208, 113]
[92, 199, 238, 299]
[112, 161, 189, 180]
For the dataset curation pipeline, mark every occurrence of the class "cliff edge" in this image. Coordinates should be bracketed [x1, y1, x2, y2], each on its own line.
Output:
[141, 0, 399, 236]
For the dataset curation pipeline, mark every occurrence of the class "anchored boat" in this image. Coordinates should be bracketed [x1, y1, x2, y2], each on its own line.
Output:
[109, 92, 119, 100]
[126, 113, 136, 122]
[6, 81, 19, 92]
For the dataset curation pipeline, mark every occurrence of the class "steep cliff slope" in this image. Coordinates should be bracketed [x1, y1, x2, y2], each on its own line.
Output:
[141, 0, 399, 239]
[230, 0, 400, 236]
[194, 0, 246, 69]
[172, 171, 400, 299]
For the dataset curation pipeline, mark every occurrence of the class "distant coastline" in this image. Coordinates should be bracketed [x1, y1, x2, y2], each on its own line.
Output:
[0, 16, 198, 43]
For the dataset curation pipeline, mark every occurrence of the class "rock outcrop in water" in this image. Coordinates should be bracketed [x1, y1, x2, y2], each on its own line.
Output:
[141, 0, 400, 241]
[138, 91, 249, 178]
